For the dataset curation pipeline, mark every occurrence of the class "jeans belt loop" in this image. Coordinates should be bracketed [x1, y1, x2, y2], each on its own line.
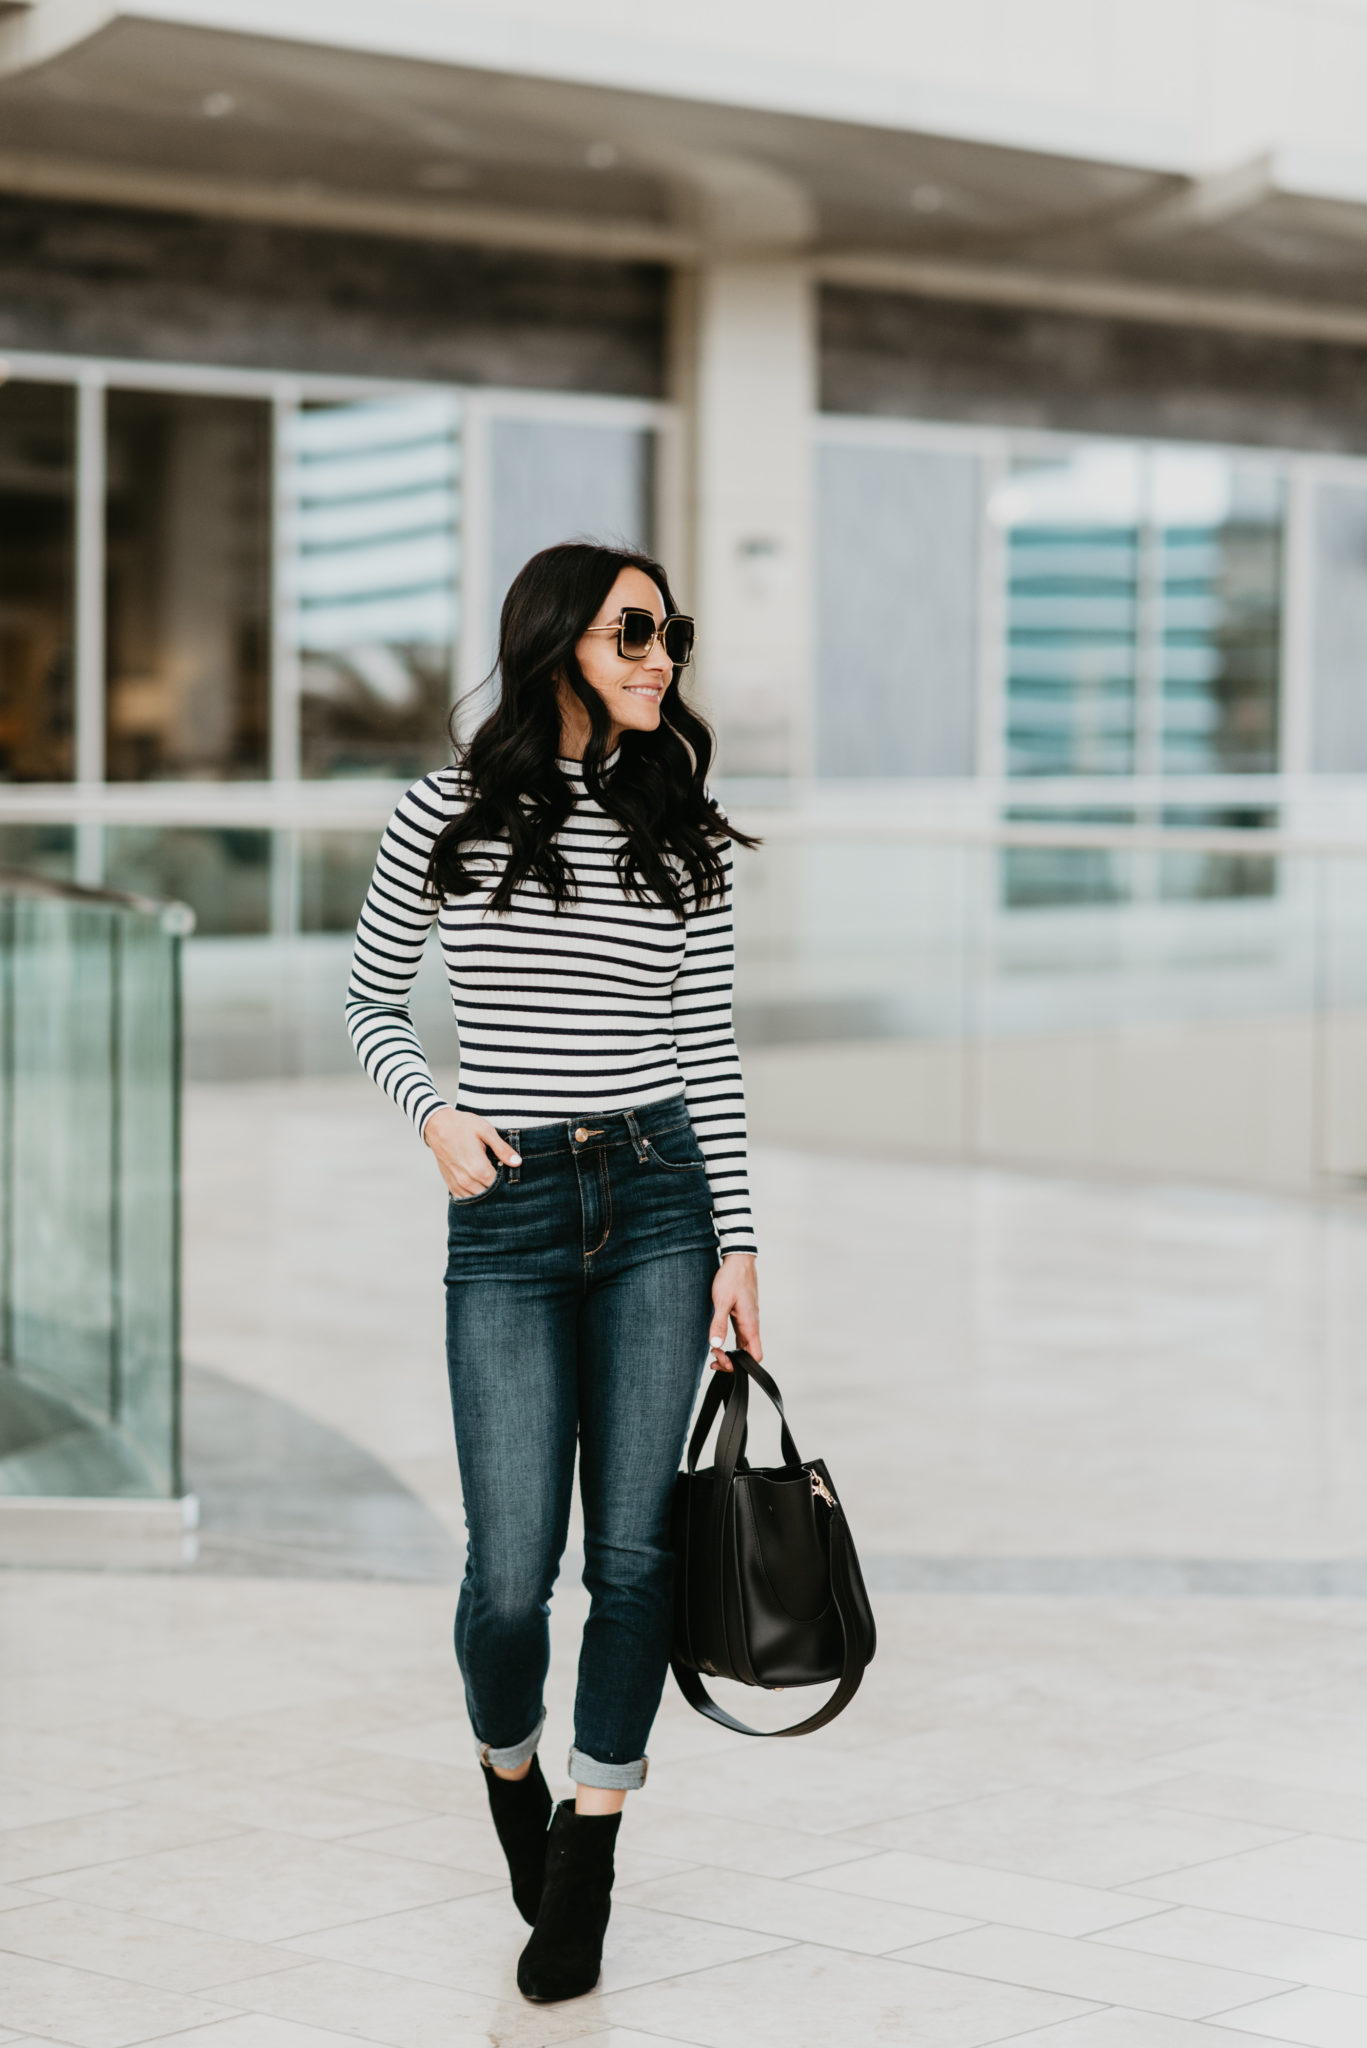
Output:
[623, 1107, 649, 1165]
[506, 1128, 520, 1183]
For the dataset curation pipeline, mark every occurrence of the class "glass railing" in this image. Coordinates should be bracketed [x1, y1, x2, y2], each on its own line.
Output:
[2, 791, 1364, 1199]
[731, 813, 1367, 1194]
[0, 872, 193, 1497]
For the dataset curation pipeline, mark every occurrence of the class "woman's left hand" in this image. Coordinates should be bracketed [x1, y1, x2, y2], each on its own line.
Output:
[707, 1252, 760, 1372]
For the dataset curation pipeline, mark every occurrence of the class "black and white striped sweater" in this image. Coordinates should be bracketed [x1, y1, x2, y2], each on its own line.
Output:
[345, 754, 757, 1257]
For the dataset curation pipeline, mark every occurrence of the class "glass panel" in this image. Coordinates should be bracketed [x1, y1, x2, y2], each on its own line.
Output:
[0, 823, 76, 884]
[815, 442, 979, 777]
[181, 827, 459, 1083]
[487, 419, 654, 706]
[1310, 478, 1367, 773]
[1, 882, 182, 1497]
[1000, 803, 1278, 908]
[1322, 852, 1367, 1182]
[1156, 450, 1282, 775]
[9, 899, 116, 1411]
[105, 388, 271, 782]
[977, 847, 1316, 1185]
[1000, 811, 1136, 910]
[1157, 804, 1278, 901]
[299, 828, 385, 933]
[0, 381, 75, 782]
[103, 826, 270, 936]
[287, 394, 461, 779]
[736, 829, 1323, 1192]
[1000, 444, 1141, 776]
[732, 835, 974, 1153]
[115, 912, 180, 1489]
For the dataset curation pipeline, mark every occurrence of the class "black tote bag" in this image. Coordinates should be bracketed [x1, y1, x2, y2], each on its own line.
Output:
[670, 1348, 876, 1737]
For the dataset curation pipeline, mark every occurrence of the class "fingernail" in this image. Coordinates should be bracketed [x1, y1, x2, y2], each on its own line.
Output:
[509, 1153, 521, 1164]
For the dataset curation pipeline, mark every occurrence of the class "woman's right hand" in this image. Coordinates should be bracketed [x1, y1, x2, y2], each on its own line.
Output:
[423, 1107, 521, 1199]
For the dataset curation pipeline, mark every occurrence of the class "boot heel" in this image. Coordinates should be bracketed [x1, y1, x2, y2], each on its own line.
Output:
[517, 1799, 621, 2002]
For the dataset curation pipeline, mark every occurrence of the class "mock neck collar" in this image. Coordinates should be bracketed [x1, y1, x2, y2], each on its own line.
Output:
[556, 746, 620, 777]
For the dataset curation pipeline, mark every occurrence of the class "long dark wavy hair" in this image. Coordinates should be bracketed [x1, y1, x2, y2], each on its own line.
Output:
[425, 541, 759, 918]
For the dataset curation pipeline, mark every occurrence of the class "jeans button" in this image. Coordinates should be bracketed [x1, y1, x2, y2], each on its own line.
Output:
[574, 1126, 589, 1142]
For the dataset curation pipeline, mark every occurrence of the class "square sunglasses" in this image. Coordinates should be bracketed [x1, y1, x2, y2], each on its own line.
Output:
[581, 607, 695, 668]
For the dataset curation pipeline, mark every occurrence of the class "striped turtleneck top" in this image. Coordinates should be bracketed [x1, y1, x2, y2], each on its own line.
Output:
[345, 752, 758, 1257]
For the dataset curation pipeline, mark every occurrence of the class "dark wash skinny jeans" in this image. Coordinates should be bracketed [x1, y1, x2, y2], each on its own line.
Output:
[443, 1090, 718, 1791]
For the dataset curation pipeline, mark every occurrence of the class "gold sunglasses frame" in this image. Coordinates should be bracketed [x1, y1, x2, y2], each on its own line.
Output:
[581, 608, 696, 668]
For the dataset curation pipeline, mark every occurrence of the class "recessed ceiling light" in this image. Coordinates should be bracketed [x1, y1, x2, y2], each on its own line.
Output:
[585, 141, 619, 170]
[908, 182, 945, 213]
[200, 91, 236, 119]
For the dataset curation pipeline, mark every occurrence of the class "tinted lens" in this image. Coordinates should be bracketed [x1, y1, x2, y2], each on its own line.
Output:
[618, 608, 657, 657]
[662, 616, 695, 666]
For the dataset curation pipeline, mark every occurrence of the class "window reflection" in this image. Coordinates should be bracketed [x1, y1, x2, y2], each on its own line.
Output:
[285, 395, 461, 779]
[1000, 442, 1284, 781]
[105, 390, 271, 782]
[1001, 444, 1142, 777]
[1156, 451, 1282, 775]
[0, 381, 75, 782]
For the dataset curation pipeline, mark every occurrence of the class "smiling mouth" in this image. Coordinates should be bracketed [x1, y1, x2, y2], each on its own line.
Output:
[624, 684, 663, 699]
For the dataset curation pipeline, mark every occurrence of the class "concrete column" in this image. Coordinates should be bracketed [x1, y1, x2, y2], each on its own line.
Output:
[671, 259, 817, 779]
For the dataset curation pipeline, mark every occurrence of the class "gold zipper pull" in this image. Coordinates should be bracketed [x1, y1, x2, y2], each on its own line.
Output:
[810, 1470, 836, 1508]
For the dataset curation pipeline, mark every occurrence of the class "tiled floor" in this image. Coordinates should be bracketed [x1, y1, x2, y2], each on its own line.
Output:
[181, 1076, 1367, 1573]
[8, 1576, 1367, 2046]
[8, 1074, 1367, 2047]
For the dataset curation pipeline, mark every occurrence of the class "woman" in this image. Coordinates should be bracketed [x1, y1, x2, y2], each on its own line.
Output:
[345, 542, 761, 2003]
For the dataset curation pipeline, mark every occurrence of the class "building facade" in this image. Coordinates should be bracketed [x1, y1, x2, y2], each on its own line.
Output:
[4, 0, 1367, 933]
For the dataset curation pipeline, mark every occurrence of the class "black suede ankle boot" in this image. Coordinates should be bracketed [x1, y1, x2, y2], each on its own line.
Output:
[480, 1754, 553, 1925]
[516, 1798, 622, 2002]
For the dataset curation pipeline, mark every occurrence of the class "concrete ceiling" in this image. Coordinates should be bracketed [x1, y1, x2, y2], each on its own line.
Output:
[3, 15, 1367, 336]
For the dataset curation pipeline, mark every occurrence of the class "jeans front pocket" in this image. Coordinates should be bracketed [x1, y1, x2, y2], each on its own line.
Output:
[448, 1162, 504, 1209]
[643, 1126, 706, 1172]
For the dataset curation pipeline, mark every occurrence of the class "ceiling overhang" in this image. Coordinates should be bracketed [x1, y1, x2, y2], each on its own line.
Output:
[3, 11, 1367, 345]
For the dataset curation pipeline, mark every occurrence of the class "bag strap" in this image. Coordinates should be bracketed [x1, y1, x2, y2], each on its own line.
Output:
[670, 1507, 869, 1737]
[685, 1348, 801, 1475]
[674, 1348, 868, 1738]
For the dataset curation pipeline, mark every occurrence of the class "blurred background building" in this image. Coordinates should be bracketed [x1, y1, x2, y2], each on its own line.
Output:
[4, 0, 1367, 1507]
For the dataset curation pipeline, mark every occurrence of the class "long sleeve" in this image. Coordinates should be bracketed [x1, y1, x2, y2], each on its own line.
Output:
[345, 773, 453, 1138]
[671, 836, 758, 1257]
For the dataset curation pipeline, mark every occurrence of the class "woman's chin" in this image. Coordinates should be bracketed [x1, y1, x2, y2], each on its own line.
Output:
[618, 700, 663, 732]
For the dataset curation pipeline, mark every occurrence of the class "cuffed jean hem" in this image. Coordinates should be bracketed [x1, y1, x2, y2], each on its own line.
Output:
[568, 1744, 648, 1791]
[474, 1708, 546, 1772]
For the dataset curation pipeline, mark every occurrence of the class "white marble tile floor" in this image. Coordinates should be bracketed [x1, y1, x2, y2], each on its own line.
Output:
[1217, 1986, 1367, 2045]
[0, 1899, 299, 1992]
[1098, 1909, 1367, 1997]
[1131, 1837, 1367, 1943]
[988, 2016, 1304, 2047]
[7, 1078, 1367, 2046]
[1132, 1774, 1367, 1846]
[889, 1922, 1286, 2018]
[197, 1963, 602, 2048]
[6, 1573, 1367, 2046]
[31, 1828, 486, 1945]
